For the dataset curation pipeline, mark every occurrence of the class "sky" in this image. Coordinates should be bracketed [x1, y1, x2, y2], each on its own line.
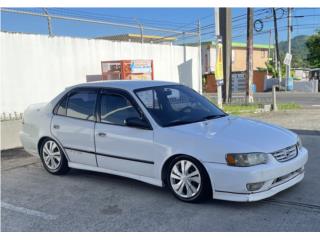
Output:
[1, 8, 320, 45]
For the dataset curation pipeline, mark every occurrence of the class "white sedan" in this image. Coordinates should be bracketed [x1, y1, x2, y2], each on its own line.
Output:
[20, 80, 308, 202]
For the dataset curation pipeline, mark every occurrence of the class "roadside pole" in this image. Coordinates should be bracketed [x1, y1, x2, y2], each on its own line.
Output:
[246, 8, 254, 104]
[215, 8, 223, 109]
[286, 8, 292, 90]
[272, 85, 278, 111]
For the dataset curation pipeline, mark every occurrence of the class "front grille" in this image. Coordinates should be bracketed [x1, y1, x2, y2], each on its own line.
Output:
[272, 144, 298, 162]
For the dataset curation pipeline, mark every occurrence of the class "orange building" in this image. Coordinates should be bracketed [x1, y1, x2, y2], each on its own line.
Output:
[201, 42, 274, 93]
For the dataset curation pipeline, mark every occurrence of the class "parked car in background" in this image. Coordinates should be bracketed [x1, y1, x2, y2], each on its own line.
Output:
[20, 80, 308, 202]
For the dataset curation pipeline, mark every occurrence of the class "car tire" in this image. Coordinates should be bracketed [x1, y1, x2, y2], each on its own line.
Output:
[40, 138, 69, 175]
[166, 156, 212, 203]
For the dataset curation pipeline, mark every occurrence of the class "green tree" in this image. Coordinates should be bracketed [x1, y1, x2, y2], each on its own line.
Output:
[279, 35, 309, 68]
[306, 30, 320, 68]
[264, 59, 286, 78]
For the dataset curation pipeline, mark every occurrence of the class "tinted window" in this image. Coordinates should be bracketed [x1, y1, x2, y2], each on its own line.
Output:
[165, 87, 194, 112]
[67, 91, 97, 120]
[136, 89, 161, 110]
[135, 85, 226, 127]
[100, 94, 140, 126]
[56, 97, 67, 116]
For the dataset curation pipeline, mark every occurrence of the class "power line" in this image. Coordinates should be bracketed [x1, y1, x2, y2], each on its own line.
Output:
[193, 22, 320, 42]
[139, 8, 278, 42]
[152, 22, 215, 43]
[155, 7, 268, 34]
[232, 23, 320, 39]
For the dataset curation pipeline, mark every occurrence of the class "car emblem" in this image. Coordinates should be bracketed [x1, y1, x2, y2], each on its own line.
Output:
[284, 149, 290, 157]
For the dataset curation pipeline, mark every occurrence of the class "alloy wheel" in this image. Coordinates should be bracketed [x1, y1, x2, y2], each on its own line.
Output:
[42, 140, 62, 170]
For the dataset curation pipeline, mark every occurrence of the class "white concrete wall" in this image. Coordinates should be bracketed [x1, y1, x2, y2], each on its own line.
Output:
[1, 32, 200, 113]
[1, 120, 22, 150]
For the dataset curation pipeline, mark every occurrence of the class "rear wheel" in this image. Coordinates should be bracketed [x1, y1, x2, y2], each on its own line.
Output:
[166, 156, 211, 203]
[40, 139, 69, 175]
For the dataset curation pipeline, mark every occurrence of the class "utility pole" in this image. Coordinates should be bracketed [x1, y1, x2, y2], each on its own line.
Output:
[134, 18, 144, 43]
[267, 29, 272, 77]
[273, 8, 282, 85]
[246, 8, 254, 104]
[286, 8, 292, 90]
[219, 8, 232, 103]
[43, 8, 52, 36]
[274, 37, 278, 72]
[215, 8, 223, 109]
[198, 19, 203, 94]
[139, 24, 144, 43]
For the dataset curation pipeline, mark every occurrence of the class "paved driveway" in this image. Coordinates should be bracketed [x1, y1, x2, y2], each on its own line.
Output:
[1, 110, 320, 231]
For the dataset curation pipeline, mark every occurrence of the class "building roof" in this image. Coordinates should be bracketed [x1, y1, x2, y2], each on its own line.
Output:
[69, 80, 177, 91]
[96, 34, 176, 43]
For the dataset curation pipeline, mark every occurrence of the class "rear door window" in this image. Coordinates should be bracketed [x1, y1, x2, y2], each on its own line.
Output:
[56, 97, 67, 116]
[66, 90, 97, 121]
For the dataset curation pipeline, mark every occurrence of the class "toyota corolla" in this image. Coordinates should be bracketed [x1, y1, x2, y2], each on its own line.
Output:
[20, 80, 308, 202]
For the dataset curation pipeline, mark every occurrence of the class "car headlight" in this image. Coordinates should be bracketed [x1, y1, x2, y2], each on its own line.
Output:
[226, 153, 269, 167]
[297, 136, 302, 150]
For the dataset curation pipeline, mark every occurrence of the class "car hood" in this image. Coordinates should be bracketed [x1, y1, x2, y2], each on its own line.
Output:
[170, 115, 298, 153]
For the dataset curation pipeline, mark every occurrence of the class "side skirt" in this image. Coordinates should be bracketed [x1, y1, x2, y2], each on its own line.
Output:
[68, 162, 164, 187]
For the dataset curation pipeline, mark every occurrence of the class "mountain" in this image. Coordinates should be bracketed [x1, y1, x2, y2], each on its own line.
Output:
[278, 35, 309, 68]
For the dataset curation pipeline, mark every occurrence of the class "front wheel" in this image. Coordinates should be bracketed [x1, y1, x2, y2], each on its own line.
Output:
[40, 138, 69, 175]
[166, 157, 211, 203]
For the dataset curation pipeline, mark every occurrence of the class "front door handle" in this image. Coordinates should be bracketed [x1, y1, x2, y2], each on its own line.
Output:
[98, 132, 106, 137]
[53, 124, 60, 129]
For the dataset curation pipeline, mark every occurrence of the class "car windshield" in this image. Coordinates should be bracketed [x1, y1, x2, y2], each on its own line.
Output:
[135, 85, 227, 127]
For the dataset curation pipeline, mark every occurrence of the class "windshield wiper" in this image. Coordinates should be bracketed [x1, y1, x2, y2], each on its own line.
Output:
[201, 114, 227, 121]
[164, 114, 227, 127]
[164, 120, 196, 127]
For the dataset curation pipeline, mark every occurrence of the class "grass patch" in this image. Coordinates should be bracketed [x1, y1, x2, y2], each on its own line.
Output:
[222, 104, 259, 115]
[206, 96, 301, 115]
[221, 102, 301, 115]
[278, 103, 301, 110]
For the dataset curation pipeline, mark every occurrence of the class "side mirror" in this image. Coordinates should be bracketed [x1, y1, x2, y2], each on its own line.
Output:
[125, 117, 151, 130]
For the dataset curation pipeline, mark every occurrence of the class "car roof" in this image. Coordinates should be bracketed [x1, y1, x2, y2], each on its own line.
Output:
[69, 80, 179, 91]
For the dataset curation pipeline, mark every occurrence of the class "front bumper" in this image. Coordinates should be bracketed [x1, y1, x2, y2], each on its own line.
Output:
[204, 147, 308, 202]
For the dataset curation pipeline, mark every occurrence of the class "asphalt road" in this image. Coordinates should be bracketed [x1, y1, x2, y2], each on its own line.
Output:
[1, 110, 320, 231]
[256, 92, 320, 108]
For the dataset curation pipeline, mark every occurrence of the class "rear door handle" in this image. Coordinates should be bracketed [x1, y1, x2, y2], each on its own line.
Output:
[53, 124, 60, 129]
[98, 132, 106, 137]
